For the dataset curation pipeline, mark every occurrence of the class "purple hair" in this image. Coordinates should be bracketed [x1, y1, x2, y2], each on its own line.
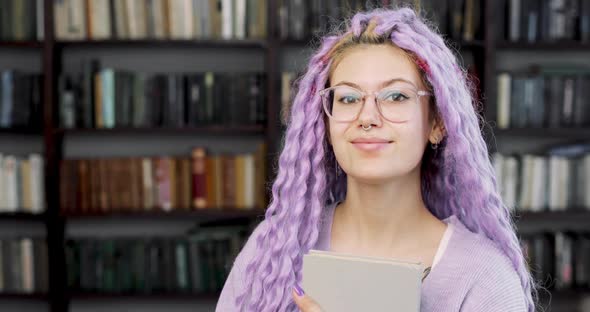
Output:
[235, 7, 539, 311]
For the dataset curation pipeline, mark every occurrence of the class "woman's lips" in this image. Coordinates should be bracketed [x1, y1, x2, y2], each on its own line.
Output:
[351, 142, 392, 151]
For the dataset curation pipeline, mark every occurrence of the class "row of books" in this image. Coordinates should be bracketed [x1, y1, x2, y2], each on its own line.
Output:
[59, 65, 267, 129]
[0, 71, 43, 129]
[0, 154, 45, 214]
[0, 238, 48, 293]
[0, 0, 44, 41]
[54, 0, 267, 41]
[503, 0, 590, 43]
[521, 231, 590, 290]
[65, 225, 250, 293]
[59, 145, 267, 215]
[493, 149, 590, 212]
[496, 70, 590, 129]
[277, 0, 482, 42]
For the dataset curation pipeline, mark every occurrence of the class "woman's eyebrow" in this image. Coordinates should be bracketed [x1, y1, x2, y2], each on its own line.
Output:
[333, 78, 418, 89]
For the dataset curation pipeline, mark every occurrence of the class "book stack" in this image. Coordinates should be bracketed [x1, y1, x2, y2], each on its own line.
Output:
[502, 0, 590, 43]
[277, 0, 483, 42]
[65, 225, 250, 294]
[53, 0, 267, 41]
[0, 154, 45, 214]
[0, 0, 44, 41]
[59, 64, 266, 129]
[521, 231, 590, 290]
[59, 144, 267, 215]
[496, 69, 590, 129]
[0, 237, 49, 294]
[0, 71, 43, 129]
[492, 146, 590, 212]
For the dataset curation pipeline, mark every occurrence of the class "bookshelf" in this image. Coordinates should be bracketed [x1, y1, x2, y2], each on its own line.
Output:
[0, 0, 588, 311]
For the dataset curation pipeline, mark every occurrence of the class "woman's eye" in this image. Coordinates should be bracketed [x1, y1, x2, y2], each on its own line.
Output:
[337, 95, 361, 104]
[381, 91, 409, 102]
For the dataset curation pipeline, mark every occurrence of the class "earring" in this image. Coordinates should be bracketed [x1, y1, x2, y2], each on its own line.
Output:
[431, 140, 439, 150]
[335, 162, 342, 177]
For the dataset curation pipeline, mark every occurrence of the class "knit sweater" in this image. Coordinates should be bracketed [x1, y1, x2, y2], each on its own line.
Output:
[216, 202, 528, 311]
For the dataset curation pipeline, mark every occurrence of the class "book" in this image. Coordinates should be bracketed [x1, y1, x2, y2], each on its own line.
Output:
[302, 249, 423, 312]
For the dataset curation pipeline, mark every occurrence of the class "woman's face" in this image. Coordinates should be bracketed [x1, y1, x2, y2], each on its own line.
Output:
[328, 44, 441, 184]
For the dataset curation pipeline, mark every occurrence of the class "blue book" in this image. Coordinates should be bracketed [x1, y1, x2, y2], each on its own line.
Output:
[101, 69, 115, 128]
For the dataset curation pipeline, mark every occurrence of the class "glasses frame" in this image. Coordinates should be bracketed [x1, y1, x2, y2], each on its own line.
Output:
[318, 85, 432, 123]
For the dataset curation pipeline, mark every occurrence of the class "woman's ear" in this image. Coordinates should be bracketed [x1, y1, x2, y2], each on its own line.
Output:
[429, 114, 446, 144]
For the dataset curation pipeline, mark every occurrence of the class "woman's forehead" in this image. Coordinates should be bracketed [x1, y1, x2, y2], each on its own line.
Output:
[330, 44, 422, 89]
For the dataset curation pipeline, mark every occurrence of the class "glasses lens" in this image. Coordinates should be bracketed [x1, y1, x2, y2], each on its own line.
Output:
[376, 87, 418, 122]
[322, 86, 363, 122]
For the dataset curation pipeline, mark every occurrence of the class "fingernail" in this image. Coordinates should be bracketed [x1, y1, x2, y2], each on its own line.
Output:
[294, 284, 305, 297]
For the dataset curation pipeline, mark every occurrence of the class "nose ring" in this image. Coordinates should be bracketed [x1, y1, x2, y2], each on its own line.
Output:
[362, 124, 372, 131]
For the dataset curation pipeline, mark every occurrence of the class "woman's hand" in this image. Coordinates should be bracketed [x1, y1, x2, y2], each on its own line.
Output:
[291, 284, 324, 312]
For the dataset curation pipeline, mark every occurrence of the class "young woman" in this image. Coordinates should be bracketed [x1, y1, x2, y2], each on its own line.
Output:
[216, 7, 538, 312]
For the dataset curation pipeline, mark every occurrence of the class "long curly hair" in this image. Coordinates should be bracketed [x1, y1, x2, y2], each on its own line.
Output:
[234, 7, 539, 312]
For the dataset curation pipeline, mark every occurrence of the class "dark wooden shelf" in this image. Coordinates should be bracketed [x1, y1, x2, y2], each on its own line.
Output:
[494, 127, 590, 139]
[61, 207, 266, 220]
[55, 39, 268, 49]
[496, 41, 590, 51]
[0, 212, 47, 221]
[280, 38, 485, 49]
[0, 127, 43, 135]
[513, 209, 590, 233]
[514, 209, 590, 221]
[54, 125, 266, 136]
[0, 41, 43, 48]
[68, 292, 221, 301]
[68, 291, 220, 300]
[0, 293, 48, 300]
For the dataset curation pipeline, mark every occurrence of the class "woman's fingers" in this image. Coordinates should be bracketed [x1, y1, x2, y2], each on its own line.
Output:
[291, 285, 324, 312]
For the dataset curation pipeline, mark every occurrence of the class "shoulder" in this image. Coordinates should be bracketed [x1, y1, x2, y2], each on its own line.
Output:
[445, 216, 527, 311]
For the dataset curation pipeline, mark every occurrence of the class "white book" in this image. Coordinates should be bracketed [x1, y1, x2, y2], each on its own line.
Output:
[303, 249, 423, 311]
[559, 159, 571, 210]
[497, 73, 512, 129]
[234, 0, 246, 39]
[198, 0, 211, 38]
[182, 0, 194, 39]
[4, 156, 18, 212]
[21, 239, 34, 293]
[548, 156, 561, 211]
[192, 0, 202, 38]
[504, 156, 519, 210]
[518, 155, 533, 211]
[29, 154, 44, 213]
[67, 0, 87, 40]
[54, 0, 68, 39]
[89, 0, 112, 39]
[530, 157, 547, 212]
[114, 0, 128, 39]
[221, 0, 233, 39]
[125, 0, 140, 39]
[509, 0, 521, 41]
[492, 153, 504, 197]
[151, 0, 166, 39]
[168, 0, 186, 39]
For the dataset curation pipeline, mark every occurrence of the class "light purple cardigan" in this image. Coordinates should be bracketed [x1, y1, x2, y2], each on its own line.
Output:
[216, 202, 528, 311]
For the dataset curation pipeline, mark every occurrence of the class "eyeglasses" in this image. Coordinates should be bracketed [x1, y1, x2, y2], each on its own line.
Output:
[318, 84, 432, 123]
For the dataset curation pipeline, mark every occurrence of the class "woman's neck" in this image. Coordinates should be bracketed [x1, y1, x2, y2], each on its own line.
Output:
[333, 174, 438, 257]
